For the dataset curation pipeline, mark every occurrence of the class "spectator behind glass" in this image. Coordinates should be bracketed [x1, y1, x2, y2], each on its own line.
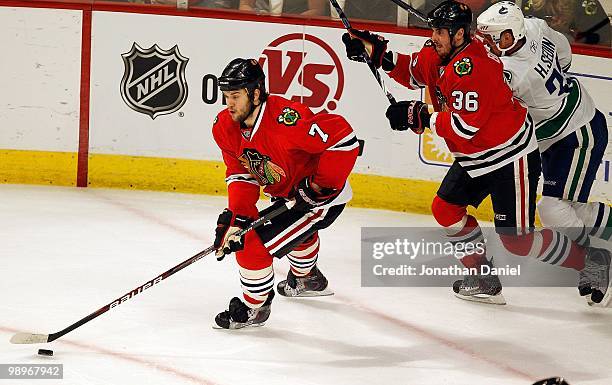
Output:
[130, 0, 238, 6]
[239, 0, 329, 16]
[342, 0, 398, 23]
[413, 0, 610, 46]
[413, 0, 492, 27]
[522, 0, 611, 46]
[201, 0, 239, 8]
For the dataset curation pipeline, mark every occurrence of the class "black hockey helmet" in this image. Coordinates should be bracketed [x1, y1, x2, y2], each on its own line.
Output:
[427, 0, 472, 39]
[219, 58, 267, 101]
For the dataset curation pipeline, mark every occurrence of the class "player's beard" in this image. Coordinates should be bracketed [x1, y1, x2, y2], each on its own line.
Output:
[229, 99, 254, 123]
[433, 41, 452, 62]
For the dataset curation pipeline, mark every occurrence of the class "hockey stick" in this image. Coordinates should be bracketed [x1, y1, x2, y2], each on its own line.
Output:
[10, 202, 290, 345]
[384, 0, 428, 23]
[328, 0, 397, 104]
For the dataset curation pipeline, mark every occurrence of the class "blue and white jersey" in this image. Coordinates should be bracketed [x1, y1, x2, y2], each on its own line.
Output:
[500, 18, 596, 151]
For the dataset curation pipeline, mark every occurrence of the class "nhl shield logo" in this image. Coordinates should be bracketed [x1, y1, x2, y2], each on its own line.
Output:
[120, 43, 189, 119]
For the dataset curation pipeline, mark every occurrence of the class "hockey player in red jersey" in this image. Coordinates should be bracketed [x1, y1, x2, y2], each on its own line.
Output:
[212, 58, 359, 328]
[342, 0, 597, 305]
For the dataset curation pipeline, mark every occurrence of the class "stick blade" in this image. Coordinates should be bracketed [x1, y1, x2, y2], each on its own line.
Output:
[454, 292, 507, 305]
[10, 333, 49, 344]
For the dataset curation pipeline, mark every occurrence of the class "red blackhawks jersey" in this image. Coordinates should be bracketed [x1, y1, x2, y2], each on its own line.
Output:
[387, 39, 538, 177]
[212, 95, 359, 219]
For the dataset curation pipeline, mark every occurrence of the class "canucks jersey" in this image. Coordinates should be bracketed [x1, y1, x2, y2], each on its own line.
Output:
[499, 18, 597, 152]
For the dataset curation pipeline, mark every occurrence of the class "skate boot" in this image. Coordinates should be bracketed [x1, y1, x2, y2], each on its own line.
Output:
[453, 273, 506, 305]
[214, 290, 275, 329]
[277, 265, 334, 297]
[579, 247, 612, 307]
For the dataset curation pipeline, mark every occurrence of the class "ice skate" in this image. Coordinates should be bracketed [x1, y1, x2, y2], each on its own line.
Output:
[277, 265, 334, 297]
[453, 273, 506, 305]
[214, 290, 275, 329]
[580, 247, 612, 307]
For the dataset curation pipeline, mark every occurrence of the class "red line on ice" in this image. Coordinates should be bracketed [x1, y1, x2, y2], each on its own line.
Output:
[273, 265, 534, 381]
[89, 190, 206, 242]
[0, 326, 219, 385]
[333, 293, 534, 381]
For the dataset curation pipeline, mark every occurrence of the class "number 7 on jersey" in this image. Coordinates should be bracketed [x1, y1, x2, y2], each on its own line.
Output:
[309, 123, 329, 143]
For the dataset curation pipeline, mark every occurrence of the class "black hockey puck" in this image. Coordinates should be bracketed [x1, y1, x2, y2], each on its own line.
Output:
[38, 349, 53, 356]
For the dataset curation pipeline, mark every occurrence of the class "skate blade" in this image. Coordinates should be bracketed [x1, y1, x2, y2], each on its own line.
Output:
[587, 292, 612, 307]
[454, 292, 507, 305]
[279, 288, 335, 298]
[212, 322, 266, 330]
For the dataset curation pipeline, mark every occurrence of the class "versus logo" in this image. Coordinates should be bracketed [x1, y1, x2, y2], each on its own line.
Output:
[259, 33, 345, 112]
[120, 43, 189, 119]
[200, 34, 344, 112]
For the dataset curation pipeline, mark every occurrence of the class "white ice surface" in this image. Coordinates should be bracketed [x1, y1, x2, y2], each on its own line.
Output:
[1, 184, 611, 385]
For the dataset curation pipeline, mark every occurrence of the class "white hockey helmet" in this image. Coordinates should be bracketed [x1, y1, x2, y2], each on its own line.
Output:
[476, 1, 526, 55]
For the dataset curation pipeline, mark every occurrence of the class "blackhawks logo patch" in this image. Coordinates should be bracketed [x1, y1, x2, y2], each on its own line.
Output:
[277, 107, 301, 126]
[453, 57, 473, 77]
[239, 149, 286, 185]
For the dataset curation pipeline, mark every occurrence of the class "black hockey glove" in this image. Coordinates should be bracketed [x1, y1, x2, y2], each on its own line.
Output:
[341, 28, 388, 69]
[293, 177, 340, 212]
[385, 100, 430, 134]
[213, 209, 252, 261]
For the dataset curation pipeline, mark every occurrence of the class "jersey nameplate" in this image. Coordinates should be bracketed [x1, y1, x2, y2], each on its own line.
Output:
[533, 36, 556, 79]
